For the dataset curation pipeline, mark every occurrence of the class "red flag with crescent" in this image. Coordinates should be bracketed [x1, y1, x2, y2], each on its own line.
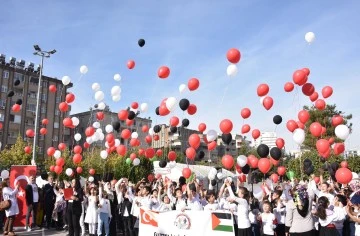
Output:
[140, 208, 158, 227]
[9, 165, 37, 227]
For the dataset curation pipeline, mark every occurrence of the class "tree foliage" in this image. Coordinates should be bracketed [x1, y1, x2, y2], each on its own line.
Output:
[0, 136, 32, 170]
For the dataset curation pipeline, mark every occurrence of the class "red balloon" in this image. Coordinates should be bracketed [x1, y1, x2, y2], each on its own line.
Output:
[188, 78, 200, 91]
[198, 123, 206, 133]
[335, 167, 352, 184]
[284, 82, 295, 92]
[321, 127, 326, 135]
[341, 161, 348, 168]
[241, 124, 251, 134]
[116, 145, 127, 156]
[63, 117, 73, 128]
[89, 168, 96, 175]
[127, 60, 135, 69]
[83, 142, 90, 149]
[298, 110, 310, 124]
[286, 120, 298, 132]
[320, 148, 331, 159]
[59, 102, 69, 112]
[322, 86, 333, 99]
[49, 165, 55, 172]
[126, 119, 134, 126]
[221, 155, 234, 169]
[270, 157, 280, 167]
[12, 104, 21, 112]
[334, 143, 345, 155]
[159, 103, 170, 116]
[241, 108, 251, 119]
[145, 148, 155, 159]
[297, 121, 305, 129]
[187, 104, 197, 115]
[85, 127, 95, 137]
[332, 115, 343, 127]
[73, 154, 82, 164]
[153, 134, 160, 141]
[26, 129, 35, 138]
[186, 147, 196, 160]
[145, 135, 152, 144]
[54, 166, 63, 174]
[262, 96, 273, 110]
[169, 116, 179, 127]
[188, 134, 201, 149]
[314, 177, 320, 184]
[293, 70, 308, 86]
[168, 151, 177, 161]
[158, 66, 170, 79]
[76, 167, 83, 174]
[182, 168, 192, 179]
[226, 48, 241, 64]
[247, 155, 258, 169]
[302, 68, 310, 76]
[277, 166, 286, 176]
[49, 85, 57, 93]
[258, 158, 271, 174]
[208, 141, 217, 151]
[42, 119, 49, 125]
[118, 110, 128, 120]
[121, 129, 131, 139]
[142, 125, 149, 133]
[252, 129, 261, 140]
[24, 146, 31, 154]
[257, 84, 269, 97]
[129, 138, 137, 147]
[131, 102, 139, 109]
[56, 157, 65, 167]
[328, 137, 335, 145]
[73, 145, 82, 154]
[138, 148, 145, 157]
[40, 128, 47, 135]
[96, 112, 104, 120]
[270, 173, 279, 183]
[65, 93, 75, 104]
[106, 133, 115, 143]
[315, 99, 326, 110]
[276, 138, 285, 149]
[47, 147, 56, 156]
[302, 83, 315, 96]
[220, 119, 233, 134]
[310, 122, 322, 137]
[238, 174, 246, 183]
[310, 92, 319, 102]
[316, 139, 330, 154]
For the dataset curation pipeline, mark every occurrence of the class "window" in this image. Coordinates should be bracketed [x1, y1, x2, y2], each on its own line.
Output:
[28, 92, 36, 99]
[26, 119, 34, 125]
[2, 70, 9, 79]
[57, 84, 62, 91]
[8, 132, 17, 138]
[0, 113, 3, 121]
[14, 115, 21, 124]
[42, 81, 48, 87]
[1, 85, 7, 93]
[42, 94, 47, 101]
[26, 104, 36, 112]
[41, 107, 46, 114]
[56, 96, 61, 103]
[30, 77, 39, 85]
[55, 110, 60, 115]
[14, 72, 24, 82]
[38, 147, 43, 154]
[54, 122, 59, 128]
[53, 135, 58, 141]
[0, 99, 5, 108]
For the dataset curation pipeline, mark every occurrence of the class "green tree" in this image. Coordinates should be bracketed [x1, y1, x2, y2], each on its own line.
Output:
[0, 136, 32, 170]
[303, 104, 352, 149]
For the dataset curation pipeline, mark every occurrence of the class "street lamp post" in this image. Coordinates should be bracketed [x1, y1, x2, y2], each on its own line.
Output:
[32, 45, 56, 164]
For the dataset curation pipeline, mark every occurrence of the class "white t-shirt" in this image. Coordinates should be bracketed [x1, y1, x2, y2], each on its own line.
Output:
[204, 203, 219, 211]
[261, 212, 276, 235]
[32, 184, 39, 203]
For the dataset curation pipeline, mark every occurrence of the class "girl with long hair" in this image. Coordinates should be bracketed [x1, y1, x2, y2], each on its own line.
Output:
[316, 196, 345, 236]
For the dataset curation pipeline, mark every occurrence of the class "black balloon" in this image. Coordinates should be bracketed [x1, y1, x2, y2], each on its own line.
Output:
[270, 147, 282, 160]
[128, 111, 136, 120]
[197, 151, 205, 159]
[241, 164, 250, 174]
[303, 158, 312, 167]
[221, 133, 232, 145]
[320, 157, 327, 163]
[159, 160, 167, 168]
[182, 119, 189, 127]
[7, 90, 14, 97]
[305, 165, 314, 175]
[16, 99, 22, 105]
[138, 39, 145, 47]
[170, 126, 177, 133]
[153, 125, 161, 133]
[112, 121, 120, 131]
[14, 79, 20, 86]
[211, 179, 217, 186]
[40, 173, 48, 180]
[179, 99, 190, 111]
[257, 144, 270, 158]
[94, 104, 98, 108]
[155, 106, 160, 115]
[273, 115, 283, 125]
[331, 162, 339, 171]
[179, 176, 186, 185]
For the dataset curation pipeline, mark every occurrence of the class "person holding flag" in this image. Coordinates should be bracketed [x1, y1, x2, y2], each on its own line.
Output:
[1, 178, 20, 236]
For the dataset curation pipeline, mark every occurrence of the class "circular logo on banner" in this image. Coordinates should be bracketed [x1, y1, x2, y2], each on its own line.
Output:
[174, 213, 191, 230]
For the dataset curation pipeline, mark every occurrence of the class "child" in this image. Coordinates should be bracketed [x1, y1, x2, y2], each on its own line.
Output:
[84, 186, 98, 236]
[258, 201, 277, 236]
[203, 191, 219, 211]
[97, 182, 112, 236]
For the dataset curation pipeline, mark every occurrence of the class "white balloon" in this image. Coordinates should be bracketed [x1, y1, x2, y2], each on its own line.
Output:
[80, 65, 88, 74]
[62, 76, 71, 86]
[105, 142, 109, 148]
[210, 167, 218, 176]
[148, 128, 154, 136]
[206, 130, 218, 142]
[88, 176, 94, 182]
[208, 173, 216, 180]
[53, 150, 61, 159]
[97, 102, 106, 110]
[1, 170, 9, 179]
[94, 91, 104, 102]
[226, 64, 238, 77]
[114, 73, 121, 81]
[114, 139, 120, 147]
[71, 117, 80, 126]
[86, 137, 93, 144]
[96, 128, 103, 133]
[99, 133, 105, 141]
[133, 158, 140, 166]
[91, 83, 100, 91]
[237, 155, 248, 167]
[105, 125, 113, 133]
[140, 103, 148, 113]
[293, 128, 305, 145]
[93, 122, 100, 129]
[74, 133, 82, 141]
[216, 172, 224, 179]
[65, 168, 73, 177]
[112, 95, 121, 102]
[165, 97, 177, 112]
[335, 125, 350, 140]
[352, 172, 359, 180]
[169, 161, 176, 169]
[100, 150, 108, 159]
[111, 86, 121, 96]
[305, 32, 315, 44]
[179, 84, 187, 93]
[131, 132, 139, 139]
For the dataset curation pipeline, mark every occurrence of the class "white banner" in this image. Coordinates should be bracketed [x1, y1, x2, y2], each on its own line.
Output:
[139, 208, 234, 236]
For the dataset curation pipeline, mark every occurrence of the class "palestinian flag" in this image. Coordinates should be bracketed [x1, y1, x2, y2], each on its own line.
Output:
[211, 212, 233, 232]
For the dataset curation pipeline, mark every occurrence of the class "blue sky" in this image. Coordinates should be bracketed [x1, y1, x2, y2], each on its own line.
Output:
[1, 0, 359, 151]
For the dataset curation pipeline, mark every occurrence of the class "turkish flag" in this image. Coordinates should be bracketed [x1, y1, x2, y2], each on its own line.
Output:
[140, 208, 158, 227]
[9, 165, 37, 227]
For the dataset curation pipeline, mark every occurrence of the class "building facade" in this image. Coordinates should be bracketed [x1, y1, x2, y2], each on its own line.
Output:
[0, 54, 72, 158]
[252, 131, 277, 150]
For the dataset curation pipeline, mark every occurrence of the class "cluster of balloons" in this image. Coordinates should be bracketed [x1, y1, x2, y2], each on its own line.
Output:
[226, 48, 241, 77]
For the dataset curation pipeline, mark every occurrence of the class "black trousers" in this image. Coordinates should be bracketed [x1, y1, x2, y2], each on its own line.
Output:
[26, 202, 38, 228]
[67, 203, 81, 236]
[45, 202, 55, 227]
[123, 216, 134, 236]
[276, 224, 286, 236]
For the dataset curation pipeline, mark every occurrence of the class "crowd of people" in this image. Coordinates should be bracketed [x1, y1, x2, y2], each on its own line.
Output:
[1, 173, 360, 236]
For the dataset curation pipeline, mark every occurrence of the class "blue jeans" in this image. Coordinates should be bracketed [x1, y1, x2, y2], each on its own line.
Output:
[251, 223, 261, 236]
[98, 212, 110, 236]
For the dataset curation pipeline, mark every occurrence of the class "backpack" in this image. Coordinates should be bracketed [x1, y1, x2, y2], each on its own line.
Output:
[0, 200, 12, 211]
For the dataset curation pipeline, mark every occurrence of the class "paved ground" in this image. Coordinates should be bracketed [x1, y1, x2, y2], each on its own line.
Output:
[13, 228, 125, 236]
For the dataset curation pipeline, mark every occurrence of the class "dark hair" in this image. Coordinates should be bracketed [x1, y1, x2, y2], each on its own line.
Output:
[317, 196, 329, 220]
[1, 181, 8, 188]
[238, 187, 250, 202]
[206, 192, 216, 201]
[322, 182, 330, 188]
[73, 178, 81, 190]
[274, 190, 283, 197]
[144, 186, 151, 193]
[336, 194, 347, 206]
[263, 200, 272, 211]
